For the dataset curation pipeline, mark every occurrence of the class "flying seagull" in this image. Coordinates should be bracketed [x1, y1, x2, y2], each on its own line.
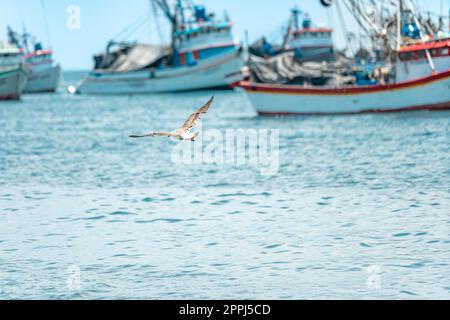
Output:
[129, 96, 214, 142]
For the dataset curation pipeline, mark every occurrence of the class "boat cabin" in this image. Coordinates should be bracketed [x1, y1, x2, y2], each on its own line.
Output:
[287, 27, 334, 61]
[396, 38, 450, 82]
[0, 47, 23, 69]
[173, 5, 237, 66]
[23, 49, 54, 65]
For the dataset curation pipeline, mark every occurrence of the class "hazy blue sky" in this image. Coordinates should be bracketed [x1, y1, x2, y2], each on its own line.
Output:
[1, 0, 448, 70]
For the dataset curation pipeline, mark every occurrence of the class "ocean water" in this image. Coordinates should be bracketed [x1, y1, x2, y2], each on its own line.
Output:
[0, 71, 449, 300]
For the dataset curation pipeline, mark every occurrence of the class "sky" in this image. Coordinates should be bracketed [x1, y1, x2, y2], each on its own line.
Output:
[0, 0, 448, 70]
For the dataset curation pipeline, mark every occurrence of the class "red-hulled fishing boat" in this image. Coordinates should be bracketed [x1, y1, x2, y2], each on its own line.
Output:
[237, 0, 450, 115]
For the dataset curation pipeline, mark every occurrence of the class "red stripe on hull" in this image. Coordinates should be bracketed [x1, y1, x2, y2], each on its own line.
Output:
[257, 101, 450, 116]
[398, 39, 450, 53]
[0, 95, 20, 101]
[23, 50, 53, 60]
[239, 69, 450, 95]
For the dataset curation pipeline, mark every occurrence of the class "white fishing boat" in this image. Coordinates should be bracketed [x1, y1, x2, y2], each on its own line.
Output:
[0, 46, 27, 101]
[285, 9, 335, 61]
[23, 49, 61, 93]
[248, 7, 335, 62]
[7, 27, 61, 93]
[75, 1, 243, 95]
[238, 69, 450, 115]
[238, 0, 450, 115]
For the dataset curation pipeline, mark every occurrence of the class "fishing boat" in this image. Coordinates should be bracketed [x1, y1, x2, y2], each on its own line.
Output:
[237, 0, 450, 115]
[7, 27, 61, 93]
[0, 46, 28, 101]
[285, 9, 335, 61]
[249, 7, 335, 62]
[75, 1, 243, 95]
[246, 6, 348, 87]
[23, 48, 61, 93]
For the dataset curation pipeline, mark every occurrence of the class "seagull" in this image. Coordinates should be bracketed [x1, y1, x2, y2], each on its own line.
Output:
[129, 96, 214, 142]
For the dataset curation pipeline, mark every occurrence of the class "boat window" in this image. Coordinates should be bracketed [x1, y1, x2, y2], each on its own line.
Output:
[416, 50, 425, 60]
[439, 47, 449, 56]
[399, 52, 412, 61]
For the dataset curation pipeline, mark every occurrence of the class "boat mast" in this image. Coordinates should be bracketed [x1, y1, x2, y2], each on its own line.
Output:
[282, 8, 301, 50]
[177, 0, 185, 26]
[396, 0, 402, 50]
[403, 0, 436, 73]
[346, 0, 385, 37]
[152, 0, 179, 62]
[292, 7, 301, 30]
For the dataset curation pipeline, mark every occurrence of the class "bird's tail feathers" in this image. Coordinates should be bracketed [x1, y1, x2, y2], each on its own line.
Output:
[191, 132, 200, 142]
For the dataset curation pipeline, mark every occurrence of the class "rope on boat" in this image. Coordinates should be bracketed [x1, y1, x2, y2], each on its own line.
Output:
[111, 11, 154, 42]
[40, 0, 52, 47]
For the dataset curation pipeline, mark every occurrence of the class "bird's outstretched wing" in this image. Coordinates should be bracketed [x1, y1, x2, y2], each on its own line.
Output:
[129, 132, 176, 139]
[181, 96, 214, 132]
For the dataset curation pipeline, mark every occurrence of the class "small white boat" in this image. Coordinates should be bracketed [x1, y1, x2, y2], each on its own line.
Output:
[76, 45, 242, 94]
[0, 47, 27, 100]
[76, 1, 244, 95]
[23, 49, 61, 93]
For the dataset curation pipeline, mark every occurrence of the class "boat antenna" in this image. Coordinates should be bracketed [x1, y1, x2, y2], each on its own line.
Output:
[292, 6, 302, 30]
[40, 0, 52, 48]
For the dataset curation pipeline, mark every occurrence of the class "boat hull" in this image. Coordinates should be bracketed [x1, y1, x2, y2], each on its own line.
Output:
[76, 47, 243, 95]
[0, 67, 28, 100]
[238, 70, 450, 115]
[24, 64, 61, 93]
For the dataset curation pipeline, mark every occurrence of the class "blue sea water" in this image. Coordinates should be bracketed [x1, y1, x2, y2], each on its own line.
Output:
[0, 71, 449, 299]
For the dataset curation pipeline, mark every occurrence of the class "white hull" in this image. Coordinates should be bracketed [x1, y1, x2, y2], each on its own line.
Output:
[239, 70, 450, 115]
[0, 68, 28, 100]
[24, 64, 61, 93]
[76, 48, 243, 95]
